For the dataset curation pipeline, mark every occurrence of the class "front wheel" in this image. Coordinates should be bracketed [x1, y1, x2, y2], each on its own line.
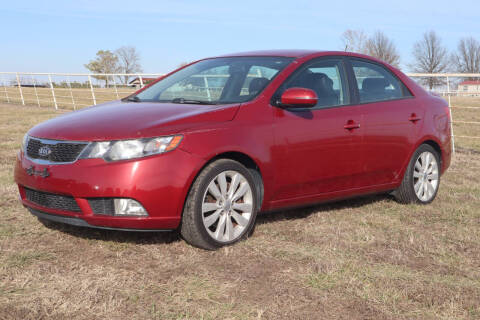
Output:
[180, 159, 259, 250]
[394, 144, 441, 204]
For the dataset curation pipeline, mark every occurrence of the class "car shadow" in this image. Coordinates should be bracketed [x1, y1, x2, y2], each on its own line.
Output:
[256, 193, 393, 225]
[39, 219, 181, 245]
[39, 193, 393, 244]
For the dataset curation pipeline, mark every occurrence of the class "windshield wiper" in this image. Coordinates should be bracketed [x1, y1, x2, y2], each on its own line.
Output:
[124, 96, 141, 102]
[171, 98, 216, 105]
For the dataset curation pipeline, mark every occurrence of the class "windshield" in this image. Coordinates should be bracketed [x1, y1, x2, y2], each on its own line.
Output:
[132, 57, 293, 104]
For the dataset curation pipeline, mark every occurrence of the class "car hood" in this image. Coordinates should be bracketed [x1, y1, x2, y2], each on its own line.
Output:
[28, 101, 240, 141]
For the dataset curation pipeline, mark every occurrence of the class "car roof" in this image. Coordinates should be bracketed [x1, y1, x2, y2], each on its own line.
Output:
[217, 50, 321, 58]
[212, 50, 401, 71]
[215, 50, 384, 61]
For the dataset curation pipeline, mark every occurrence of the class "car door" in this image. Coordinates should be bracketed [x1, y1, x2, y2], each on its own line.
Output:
[348, 58, 423, 186]
[271, 57, 365, 201]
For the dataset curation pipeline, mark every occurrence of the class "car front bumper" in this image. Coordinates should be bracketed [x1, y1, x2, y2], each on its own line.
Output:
[14, 149, 202, 230]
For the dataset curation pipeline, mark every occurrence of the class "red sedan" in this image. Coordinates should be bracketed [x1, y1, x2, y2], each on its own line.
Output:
[14, 50, 451, 249]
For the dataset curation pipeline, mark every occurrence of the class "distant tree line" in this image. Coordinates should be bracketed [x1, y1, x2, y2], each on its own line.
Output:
[74, 35, 478, 91]
[341, 29, 480, 89]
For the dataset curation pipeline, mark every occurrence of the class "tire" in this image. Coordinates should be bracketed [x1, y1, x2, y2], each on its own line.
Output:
[180, 159, 259, 250]
[394, 144, 441, 204]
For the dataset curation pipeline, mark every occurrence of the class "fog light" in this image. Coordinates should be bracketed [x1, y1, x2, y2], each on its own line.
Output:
[114, 199, 148, 216]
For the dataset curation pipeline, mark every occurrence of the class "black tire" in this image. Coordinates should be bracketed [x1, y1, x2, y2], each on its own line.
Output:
[394, 144, 441, 204]
[180, 159, 259, 250]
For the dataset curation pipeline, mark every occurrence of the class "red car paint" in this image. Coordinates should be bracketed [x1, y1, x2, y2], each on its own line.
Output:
[14, 50, 451, 230]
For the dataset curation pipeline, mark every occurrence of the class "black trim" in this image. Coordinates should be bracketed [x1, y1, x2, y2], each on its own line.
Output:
[88, 198, 115, 215]
[24, 187, 81, 212]
[28, 208, 171, 232]
[348, 95, 416, 107]
[343, 58, 360, 104]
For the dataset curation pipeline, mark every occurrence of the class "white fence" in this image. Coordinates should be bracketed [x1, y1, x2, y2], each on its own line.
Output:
[0, 72, 165, 109]
[408, 73, 480, 152]
[1, 72, 480, 153]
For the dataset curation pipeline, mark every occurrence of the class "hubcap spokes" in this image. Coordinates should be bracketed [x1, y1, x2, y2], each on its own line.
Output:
[413, 151, 439, 201]
[202, 171, 253, 242]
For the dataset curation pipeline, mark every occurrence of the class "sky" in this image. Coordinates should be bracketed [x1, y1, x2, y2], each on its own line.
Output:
[1, 0, 479, 73]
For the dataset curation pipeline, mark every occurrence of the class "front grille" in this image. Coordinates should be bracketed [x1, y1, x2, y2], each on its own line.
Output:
[88, 198, 115, 215]
[26, 138, 88, 163]
[25, 188, 81, 212]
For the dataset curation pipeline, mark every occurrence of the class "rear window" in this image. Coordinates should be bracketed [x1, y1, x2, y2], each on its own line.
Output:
[351, 60, 411, 103]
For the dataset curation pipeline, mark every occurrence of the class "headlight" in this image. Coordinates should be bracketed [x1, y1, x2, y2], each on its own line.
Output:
[79, 135, 183, 161]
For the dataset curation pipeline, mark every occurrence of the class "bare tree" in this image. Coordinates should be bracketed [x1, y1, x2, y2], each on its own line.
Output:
[84, 50, 120, 87]
[410, 31, 449, 89]
[365, 31, 400, 67]
[454, 37, 480, 75]
[341, 29, 368, 54]
[115, 46, 143, 84]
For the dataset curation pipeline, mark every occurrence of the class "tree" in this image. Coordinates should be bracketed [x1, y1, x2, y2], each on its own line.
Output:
[341, 29, 368, 54]
[410, 31, 449, 89]
[84, 50, 120, 87]
[365, 31, 400, 67]
[115, 46, 143, 84]
[454, 37, 480, 75]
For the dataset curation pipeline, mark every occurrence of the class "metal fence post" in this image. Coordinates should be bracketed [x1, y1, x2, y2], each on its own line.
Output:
[449, 105, 455, 155]
[88, 75, 97, 105]
[48, 74, 58, 109]
[112, 75, 119, 100]
[203, 76, 211, 101]
[444, 76, 455, 154]
[446, 76, 451, 107]
[31, 75, 40, 107]
[2, 76, 10, 103]
[66, 75, 76, 110]
[16, 73, 25, 105]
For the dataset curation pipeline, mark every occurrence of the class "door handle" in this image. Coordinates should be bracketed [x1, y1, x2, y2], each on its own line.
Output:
[344, 121, 360, 130]
[408, 113, 422, 122]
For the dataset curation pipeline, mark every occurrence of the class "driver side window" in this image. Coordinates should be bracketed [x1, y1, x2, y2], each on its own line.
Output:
[279, 59, 347, 108]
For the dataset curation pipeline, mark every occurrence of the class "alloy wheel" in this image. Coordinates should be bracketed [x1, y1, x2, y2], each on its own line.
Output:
[413, 151, 439, 202]
[201, 170, 253, 243]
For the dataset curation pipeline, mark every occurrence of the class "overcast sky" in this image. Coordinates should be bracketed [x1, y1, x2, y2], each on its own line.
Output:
[1, 0, 479, 73]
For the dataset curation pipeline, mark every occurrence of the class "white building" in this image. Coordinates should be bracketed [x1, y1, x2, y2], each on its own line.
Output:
[458, 80, 480, 96]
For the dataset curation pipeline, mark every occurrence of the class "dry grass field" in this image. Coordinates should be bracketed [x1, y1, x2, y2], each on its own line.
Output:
[0, 86, 136, 109]
[0, 101, 479, 319]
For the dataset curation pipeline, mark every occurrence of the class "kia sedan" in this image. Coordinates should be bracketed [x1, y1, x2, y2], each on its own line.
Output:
[14, 50, 451, 249]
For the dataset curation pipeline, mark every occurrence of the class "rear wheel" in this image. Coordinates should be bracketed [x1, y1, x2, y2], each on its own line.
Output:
[394, 144, 440, 204]
[180, 159, 259, 250]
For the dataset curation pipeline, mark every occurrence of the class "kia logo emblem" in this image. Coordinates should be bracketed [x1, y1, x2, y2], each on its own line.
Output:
[38, 146, 52, 157]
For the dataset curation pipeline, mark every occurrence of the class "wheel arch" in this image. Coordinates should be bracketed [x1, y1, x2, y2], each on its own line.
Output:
[414, 137, 443, 171]
[421, 139, 442, 164]
[179, 151, 265, 224]
[205, 152, 264, 209]
[397, 136, 444, 186]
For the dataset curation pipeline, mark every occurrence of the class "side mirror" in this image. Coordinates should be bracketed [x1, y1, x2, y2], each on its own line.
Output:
[279, 87, 318, 108]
